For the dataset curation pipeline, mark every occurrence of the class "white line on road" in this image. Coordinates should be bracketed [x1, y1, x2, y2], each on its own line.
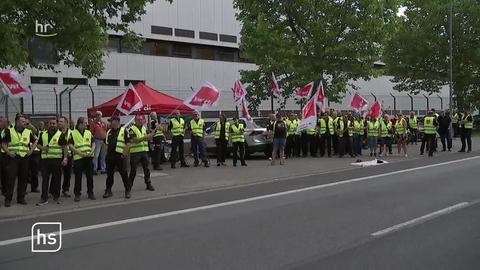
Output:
[0, 155, 479, 247]
[371, 202, 470, 237]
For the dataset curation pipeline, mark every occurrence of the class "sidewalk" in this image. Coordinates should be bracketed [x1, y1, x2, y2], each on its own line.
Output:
[1, 137, 478, 219]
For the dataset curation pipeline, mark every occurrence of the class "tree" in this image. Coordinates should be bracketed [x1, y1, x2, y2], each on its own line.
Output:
[0, 0, 172, 78]
[234, 0, 399, 110]
[384, 0, 480, 110]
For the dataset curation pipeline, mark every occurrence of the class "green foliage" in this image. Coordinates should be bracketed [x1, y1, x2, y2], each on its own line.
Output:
[234, 0, 399, 109]
[384, 0, 480, 110]
[0, 0, 172, 78]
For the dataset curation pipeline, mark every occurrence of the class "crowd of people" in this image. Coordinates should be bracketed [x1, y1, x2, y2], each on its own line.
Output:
[268, 108, 474, 162]
[0, 107, 474, 207]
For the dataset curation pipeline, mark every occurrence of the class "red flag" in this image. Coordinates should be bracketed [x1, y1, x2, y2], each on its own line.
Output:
[116, 83, 143, 115]
[184, 81, 220, 111]
[240, 98, 252, 122]
[232, 80, 246, 104]
[0, 70, 31, 99]
[271, 72, 282, 98]
[296, 94, 317, 132]
[369, 101, 382, 119]
[315, 82, 326, 113]
[350, 92, 368, 112]
[295, 81, 314, 97]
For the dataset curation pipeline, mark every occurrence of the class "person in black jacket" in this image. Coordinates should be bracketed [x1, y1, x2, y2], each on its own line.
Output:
[437, 110, 452, 151]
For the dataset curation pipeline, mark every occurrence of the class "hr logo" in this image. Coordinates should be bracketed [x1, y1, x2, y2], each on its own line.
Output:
[35, 20, 57, 37]
[31, 222, 62, 253]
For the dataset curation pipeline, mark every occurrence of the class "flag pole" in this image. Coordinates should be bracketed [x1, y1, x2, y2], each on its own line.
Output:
[270, 94, 274, 113]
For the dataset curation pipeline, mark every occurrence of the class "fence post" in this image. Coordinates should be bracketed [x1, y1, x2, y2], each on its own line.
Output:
[371, 92, 377, 101]
[407, 93, 414, 111]
[58, 86, 70, 117]
[88, 84, 95, 108]
[390, 93, 396, 113]
[29, 86, 35, 114]
[437, 94, 443, 110]
[423, 94, 430, 111]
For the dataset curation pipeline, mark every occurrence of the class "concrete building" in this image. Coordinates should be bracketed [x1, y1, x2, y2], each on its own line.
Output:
[0, 0, 450, 121]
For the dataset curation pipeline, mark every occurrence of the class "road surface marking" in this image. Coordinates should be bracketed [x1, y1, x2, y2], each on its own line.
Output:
[0, 155, 479, 247]
[371, 202, 470, 237]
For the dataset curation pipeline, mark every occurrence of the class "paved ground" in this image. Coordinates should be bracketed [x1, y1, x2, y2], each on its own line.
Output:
[0, 137, 478, 220]
[0, 144, 479, 269]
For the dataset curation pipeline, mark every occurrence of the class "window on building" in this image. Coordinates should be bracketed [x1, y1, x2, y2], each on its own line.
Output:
[196, 46, 216, 60]
[145, 40, 171, 56]
[120, 39, 144, 54]
[217, 47, 236, 62]
[63, 77, 88, 85]
[199, 32, 218, 41]
[31, 76, 58, 84]
[219, 34, 237, 43]
[151, 26, 173, 36]
[172, 43, 192, 58]
[124, 80, 145, 86]
[97, 79, 120, 86]
[175, 28, 195, 38]
[106, 36, 121, 52]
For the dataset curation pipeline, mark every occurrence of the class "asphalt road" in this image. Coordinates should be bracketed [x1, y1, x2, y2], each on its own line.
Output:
[0, 153, 479, 270]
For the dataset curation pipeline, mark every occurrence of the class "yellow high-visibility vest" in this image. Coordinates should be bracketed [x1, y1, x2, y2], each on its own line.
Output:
[190, 118, 205, 138]
[71, 129, 93, 160]
[231, 123, 245, 143]
[106, 127, 126, 154]
[214, 121, 230, 140]
[7, 127, 31, 157]
[129, 125, 148, 153]
[41, 130, 63, 159]
[170, 118, 185, 137]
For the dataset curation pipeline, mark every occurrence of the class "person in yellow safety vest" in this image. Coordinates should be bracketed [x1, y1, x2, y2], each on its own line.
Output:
[420, 110, 438, 157]
[344, 113, 355, 157]
[366, 114, 379, 157]
[317, 112, 330, 157]
[408, 111, 418, 145]
[189, 111, 209, 167]
[28, 120, 43, 194]
[0, 116, 7, 196]
[379, 114, 393, 157]
[459, 108, 473, 153]
[168, 110, 189, 169]
[305, 113, 318, 157]
[56, 116, 73, 198]
[214, 113, 230, 166]
[230, 116, 247, 167]
[149, 112, 166, 170]
[68, 117, 96, 202]
[0, 114, 37, 207]
[103, 115, 132, 199]
[451, 111, 460, 137]
[285, 112, 298, 158]
[335, 113, 346, 158]
[129, 115, 158, 192]
[352, 113, 364, 156]
[35, 118, 69, 206]
[395, 113, 408, 157]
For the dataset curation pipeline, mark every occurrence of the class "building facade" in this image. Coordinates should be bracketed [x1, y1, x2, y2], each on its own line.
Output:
[1, 0, 450, 121]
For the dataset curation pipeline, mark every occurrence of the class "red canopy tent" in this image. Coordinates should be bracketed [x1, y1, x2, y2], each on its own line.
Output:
[87, 82, 194, 117]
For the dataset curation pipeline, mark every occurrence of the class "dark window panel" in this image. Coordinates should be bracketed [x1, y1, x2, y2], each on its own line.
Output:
[151, 26, 173, 36]
[124, 80, 145, 86]
[216, 47, 236, 62]
[199, 32, 218, 41]
[31, 76, 57, 84]
[145, 40, 171, 56]
[172, 43, 192, 58]
[28, 37, 58, 65]
[219, 34, 237, 43]
[97, 79, 120, 86]
[196, 46, 215, 60]
[63, 77, 87, 85]
[106, 36, 121, 52]
[175, 28, 195, 38]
